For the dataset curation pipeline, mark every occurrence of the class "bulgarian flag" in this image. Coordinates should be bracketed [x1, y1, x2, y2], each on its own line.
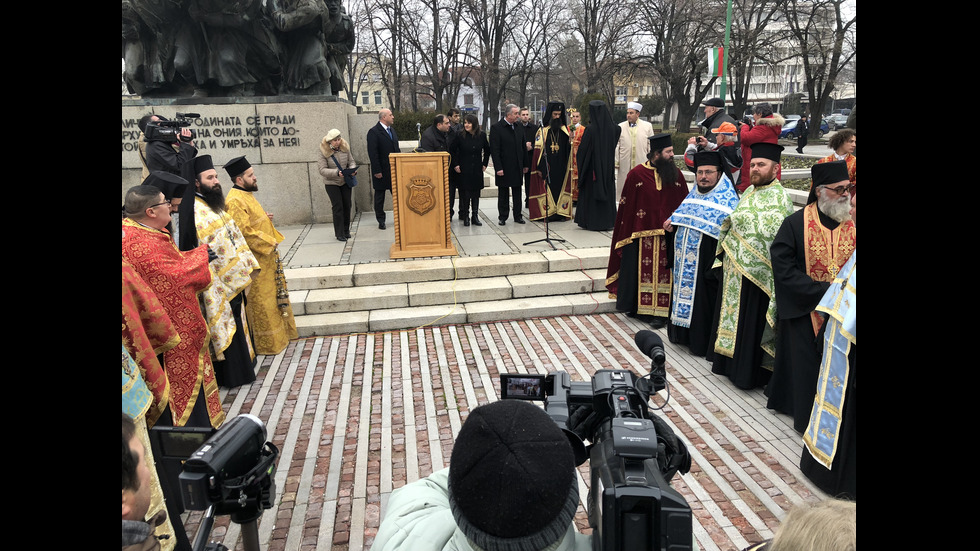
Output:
[708, 47, 724, 77]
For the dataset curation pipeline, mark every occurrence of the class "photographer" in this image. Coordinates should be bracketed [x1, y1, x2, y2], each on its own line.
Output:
[145, 116, 198, 179]
[373, 399, 591, 551]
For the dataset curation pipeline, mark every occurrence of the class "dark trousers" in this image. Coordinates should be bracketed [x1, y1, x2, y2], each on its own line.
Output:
[325, 184, 352, 237]
[374, 187, 389, 222]
[523, 171, 532, 207]
[459, 188, 481, 220]
[497, 185, 523, 222]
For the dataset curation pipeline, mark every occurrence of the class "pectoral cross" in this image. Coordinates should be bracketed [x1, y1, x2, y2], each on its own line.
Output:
[550, 140, 560, 153]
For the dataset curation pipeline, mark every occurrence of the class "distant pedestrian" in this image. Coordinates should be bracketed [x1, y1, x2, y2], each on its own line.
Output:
[796, 115, 809, 154]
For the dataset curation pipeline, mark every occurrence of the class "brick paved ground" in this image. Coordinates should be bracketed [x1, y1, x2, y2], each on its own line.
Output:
[182, 312, 827, 551]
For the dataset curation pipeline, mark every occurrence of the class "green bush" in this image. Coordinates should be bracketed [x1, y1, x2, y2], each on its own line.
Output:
[391, 110, 440, 141]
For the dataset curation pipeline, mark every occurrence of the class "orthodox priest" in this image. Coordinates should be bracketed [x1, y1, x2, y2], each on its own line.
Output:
[667, 151, 740, 358]
[710, 143, 795, 390]
[184, 154, 260, 388]
[223, 156, 299, 356]
[573, 100, 619, 231]
[122, 185, 225, 430]
[529, 101, 574, 221]
[568, 107, 585, 203]
[767, 161, 855, 433]
[801, 192, 856, 500]
[606, 133, 688, 328]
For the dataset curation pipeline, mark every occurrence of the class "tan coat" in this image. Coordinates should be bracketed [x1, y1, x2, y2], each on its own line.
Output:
[318, 137, 358, 187]
[615, 119, 655, 200]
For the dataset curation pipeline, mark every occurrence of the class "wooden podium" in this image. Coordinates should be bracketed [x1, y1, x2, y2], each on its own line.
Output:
[389, 152, 458, 259]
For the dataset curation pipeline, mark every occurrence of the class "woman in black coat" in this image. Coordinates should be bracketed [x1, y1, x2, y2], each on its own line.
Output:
[449, 114, 491, 226]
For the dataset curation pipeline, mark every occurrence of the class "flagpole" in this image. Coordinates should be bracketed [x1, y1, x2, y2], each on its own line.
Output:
[720, 0, 733, 102]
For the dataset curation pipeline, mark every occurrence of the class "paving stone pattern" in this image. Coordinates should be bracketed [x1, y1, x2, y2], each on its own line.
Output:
[183, 313, 828, 551]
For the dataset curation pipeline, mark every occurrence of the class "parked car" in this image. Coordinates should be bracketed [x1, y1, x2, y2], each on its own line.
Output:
[780, 117, 829, 139]
[827, 113, 849, 130]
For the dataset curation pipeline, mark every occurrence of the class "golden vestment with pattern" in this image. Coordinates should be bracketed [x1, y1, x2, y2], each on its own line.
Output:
[193, 196, 259, 357]
[225, 188, 298, 355]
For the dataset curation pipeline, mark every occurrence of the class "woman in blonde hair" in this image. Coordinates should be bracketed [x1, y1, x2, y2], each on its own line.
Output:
[318, 129, 358, 241]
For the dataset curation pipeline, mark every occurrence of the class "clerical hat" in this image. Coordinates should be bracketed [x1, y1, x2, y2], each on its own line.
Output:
[141, 171, 188, 200]
[223, 156, 251, 179]
[807, 160, 850, 203]
[693, 151, 722, 170]
[749, 142, 783, 163]
[627, 101, 643, 112]
[648, 133, 672, 152]
[192, 154, 215, 177]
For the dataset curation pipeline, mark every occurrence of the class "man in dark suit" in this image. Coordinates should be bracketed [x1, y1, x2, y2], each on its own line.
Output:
[489, 104, 528, 225]
[367, 108, 401, 229]
[519, 107, 537, 208]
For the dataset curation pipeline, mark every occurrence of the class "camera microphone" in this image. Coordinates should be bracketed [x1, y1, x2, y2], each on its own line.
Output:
[634, 330, 666, 366]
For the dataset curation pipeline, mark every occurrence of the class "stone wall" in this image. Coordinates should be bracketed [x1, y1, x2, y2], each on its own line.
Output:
[122, 97, 392, 225]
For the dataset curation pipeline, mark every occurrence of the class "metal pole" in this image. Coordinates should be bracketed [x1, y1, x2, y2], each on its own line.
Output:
[720, 0, 733, 102]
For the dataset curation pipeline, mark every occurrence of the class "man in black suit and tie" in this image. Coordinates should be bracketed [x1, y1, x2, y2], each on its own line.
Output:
[489, 104, 528, 225]
[367, 108, 401, 229]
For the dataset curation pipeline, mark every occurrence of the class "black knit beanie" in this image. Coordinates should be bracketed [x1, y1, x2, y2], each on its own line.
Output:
[448, 400, 579, 551]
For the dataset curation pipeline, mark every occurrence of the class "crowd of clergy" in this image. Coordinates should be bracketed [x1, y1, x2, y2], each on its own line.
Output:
[123, 151, 300, 550]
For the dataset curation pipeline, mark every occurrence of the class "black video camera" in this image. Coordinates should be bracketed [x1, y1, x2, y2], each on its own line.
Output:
[145, 112, 199, 143]
[498, 331, 693, 551]
[179, 414, 280, 524]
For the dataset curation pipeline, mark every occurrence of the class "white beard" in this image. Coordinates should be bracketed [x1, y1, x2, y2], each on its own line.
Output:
[817, 191, 851, 223]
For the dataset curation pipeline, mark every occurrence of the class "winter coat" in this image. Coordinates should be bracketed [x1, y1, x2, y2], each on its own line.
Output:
[737, 113, 785, 192]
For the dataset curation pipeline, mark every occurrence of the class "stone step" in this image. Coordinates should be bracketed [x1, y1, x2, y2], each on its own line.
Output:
[285, 246, 614, 336]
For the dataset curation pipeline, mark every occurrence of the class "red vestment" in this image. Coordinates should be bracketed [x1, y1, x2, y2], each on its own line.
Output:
[606, 162, 689, 316]
[122, 260, 178, 427]
[122, 219, 225, 428]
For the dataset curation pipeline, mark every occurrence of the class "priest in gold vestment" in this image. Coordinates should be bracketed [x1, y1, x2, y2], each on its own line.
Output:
[188, 155, 260, 388]
[223, 156, 298, 356]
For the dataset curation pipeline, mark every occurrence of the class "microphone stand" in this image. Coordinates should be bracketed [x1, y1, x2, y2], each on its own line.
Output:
[525, 119, 566, 250]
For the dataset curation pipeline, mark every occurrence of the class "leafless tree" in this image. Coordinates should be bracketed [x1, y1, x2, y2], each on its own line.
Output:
[781, 0, 856, 137]
[723, 0, 785, 117]
[636, 0, 717, 132]
[570, 0, 637, 101]
[460, 0, 523, 128]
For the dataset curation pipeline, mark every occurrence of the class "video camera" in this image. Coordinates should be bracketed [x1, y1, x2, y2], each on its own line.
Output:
[179, 414, 279, 525]
[145, 112, 199, 143]
[499, 331, 693, 551]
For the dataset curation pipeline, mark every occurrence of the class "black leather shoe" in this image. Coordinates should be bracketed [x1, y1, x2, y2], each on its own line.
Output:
[515, 217, 526, 224]
[337, 236, 347, 241]
[379, 222, 386, 229]
[463, 219, 470, 226]
[344, 231, 351, 238]
[472, 217, 482, 226]
[498, 220, 506, 225]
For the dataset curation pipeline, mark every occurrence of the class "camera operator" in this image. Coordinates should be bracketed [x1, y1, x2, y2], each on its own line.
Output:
[145, 116, 198, 179]
[373, 399, 591, 551]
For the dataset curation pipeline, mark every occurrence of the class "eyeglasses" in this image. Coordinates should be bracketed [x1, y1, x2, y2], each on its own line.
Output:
[695, 169, 718, 176]
[823, 184, 855, 196]
[149, 199, 171, 209]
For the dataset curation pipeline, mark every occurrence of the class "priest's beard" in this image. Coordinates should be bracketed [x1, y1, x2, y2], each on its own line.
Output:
[817, 191, 851, 223]
[200, 183, 226, 212]
[653, 156, 678, 186]
[549, 117, 564, 133]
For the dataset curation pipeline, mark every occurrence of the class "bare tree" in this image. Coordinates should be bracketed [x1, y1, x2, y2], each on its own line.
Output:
[781, 0, 856, 137]
[363, 0, 410, 110]
[504, 0, 570, 111]
[400, 0, 473, 112]
[636, 0, 717, 132]
[723, 0, 785, 117]
[571, 0, 637, 101]
[460, 0, 523, 128]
